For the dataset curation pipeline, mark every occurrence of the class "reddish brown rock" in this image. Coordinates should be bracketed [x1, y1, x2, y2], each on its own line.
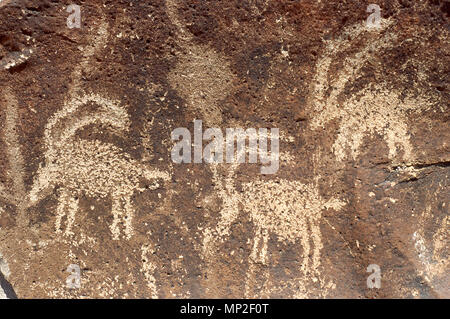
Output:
[0, 0, 448, 298]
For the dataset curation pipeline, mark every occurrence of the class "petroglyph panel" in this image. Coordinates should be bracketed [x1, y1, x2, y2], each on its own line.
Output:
[0, 0, 448, 299]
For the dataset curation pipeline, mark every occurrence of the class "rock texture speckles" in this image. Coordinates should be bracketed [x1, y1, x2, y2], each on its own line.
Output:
[0, 0, 448, 298]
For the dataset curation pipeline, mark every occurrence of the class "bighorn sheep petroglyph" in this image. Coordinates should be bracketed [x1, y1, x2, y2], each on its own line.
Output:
[0, 88, 28, 227]
[29, 94, 170, 239]
[202, 138, 346, 296]
[309, 20, 439, 165]
[29, 18, 170, 240]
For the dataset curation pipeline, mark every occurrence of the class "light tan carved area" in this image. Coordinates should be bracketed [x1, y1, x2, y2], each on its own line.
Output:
[0, 251, 10, 299]
[30, 92, 170, 239]
[242, 179, 345, 298]
[28, 18, 170, 241]
[309, 19, 441, 165]
[166, 0, 236, 127]
[411, 177, 449, 298]
[141, 239, 159, 299]
[0, 1, 446, 299]
[307, 19, 448, 297]
[200, 144, 346, 297]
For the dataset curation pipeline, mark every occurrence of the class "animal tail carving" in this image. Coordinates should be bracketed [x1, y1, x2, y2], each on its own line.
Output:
[141, 166, 171, 190]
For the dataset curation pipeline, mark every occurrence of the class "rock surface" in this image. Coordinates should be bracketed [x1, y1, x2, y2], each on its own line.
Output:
[0, 0, 448, 298]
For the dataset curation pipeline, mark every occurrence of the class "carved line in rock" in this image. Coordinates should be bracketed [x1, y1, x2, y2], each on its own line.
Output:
[412, 188, 449, 298]
[201, 146, 346, 297]
[28, 19, 171, 241]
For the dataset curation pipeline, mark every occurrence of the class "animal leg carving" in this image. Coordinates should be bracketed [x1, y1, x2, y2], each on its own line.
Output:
[309, 218, 323, 276]
[110, 192, 134, 240]
[299, 222, 311, 276]
[123, 195, 134, 240]
[55, 189, 79, 236]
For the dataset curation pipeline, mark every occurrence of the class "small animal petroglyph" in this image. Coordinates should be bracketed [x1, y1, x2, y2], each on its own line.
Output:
[202, 148, 345, 297]
[29, 94, 171, 239]
[27, 17, 171, 240]
[242, 179, 345, 270]
[309, 20, 438, 165]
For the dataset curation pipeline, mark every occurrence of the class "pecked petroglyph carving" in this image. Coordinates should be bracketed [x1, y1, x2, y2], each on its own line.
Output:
[412, 197, 449, 298]
[141, 241, 159, 299]
[309, 20, 438, 165]
[242, 179, 345, 267]
[242, 175, 344, 297]
[202, 140, 346, 297]
[28, 20, 171, 240]
[29, 93, 170, 239]
[0, 16, 35, 72]
[166, 0, 236, 127]
[0, 15, 173, 298]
